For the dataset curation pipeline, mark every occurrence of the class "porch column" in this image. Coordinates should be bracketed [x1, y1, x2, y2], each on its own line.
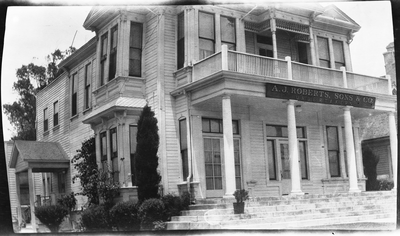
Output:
[287, 100, 303, 195]
[28, 168, 37, 232]
[388, 111, 397, 190]
[222, 95, 236, 197]
[343, 106, 360, 192]
[15, 172, 22, 228]
[271, 18, 278, 59]
[309, 26, 316, 66]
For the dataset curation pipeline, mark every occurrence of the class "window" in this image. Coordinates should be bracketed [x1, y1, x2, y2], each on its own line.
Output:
[177, 12, 185, 69]
[257, 35, 273, 57]
[110, 127, 118, 183]
[204, 138, 222, 190]
[221, 16, 236, 50]
[317, 37, 330, 68]
[43, 108, 48, 132]
[58, 172, 65, 194]
[266, 125, 308, 180]
[53, 101, 59, 127]
[100, 33, 108, 86]
[297, 42, 309, 64]
[100, 131, 107, 171]
[199, 12, 215, 59]
[71, 73, 78, 116]
[234, 139, 242, 189]
[202, 118, 239, 134]
[267, 140, 277, 180]
[129, 22, 143, 77]
[179, 119, 188, 180]
[84, 63, 92, 110]
[129, 125, 138, 185]
[326, 126, 340, 177]
[109, 26, 118, 81]
[333, 40, 345, 69]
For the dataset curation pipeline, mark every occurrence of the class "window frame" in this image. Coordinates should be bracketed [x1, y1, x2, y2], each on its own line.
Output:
[333, 39, 345, 70]
[84, 63, 92, 110]
[326, 126, 341, 177]
[109, 25, 118, 81]
[43, 108, 48, 132]
[220, 15, 236, 51]
[100, 32, 108, 86]
[198, 11, 215, 60]
[71, 73, 78, 117]
[201, 117, 239, 135]
[317, 36, 330, 68]
[53, 101, 59, 127]
[177, 12, 185, 69]
[129, 125, 138, 185]
[129, 22, 143, 77]
[100, 131, 107, 170]
[179, 119, 189, 180]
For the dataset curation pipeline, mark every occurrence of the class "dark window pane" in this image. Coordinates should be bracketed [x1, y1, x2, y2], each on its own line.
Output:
[210, 119, 219, 133]
[202, 119, 210, 133]
[257, 35, 272, 45]
[328, 151, 340, 177]
[267, 140, 276, 180]
[199, 38, 214, 59]
[299, 141, 308, 179]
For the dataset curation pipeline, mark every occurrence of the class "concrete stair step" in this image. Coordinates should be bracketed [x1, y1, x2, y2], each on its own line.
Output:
[167, 211, 396, 230]
[172, 202, 394, 223]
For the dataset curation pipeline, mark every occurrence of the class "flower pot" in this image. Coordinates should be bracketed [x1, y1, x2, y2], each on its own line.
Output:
[233, 202, 245, 214]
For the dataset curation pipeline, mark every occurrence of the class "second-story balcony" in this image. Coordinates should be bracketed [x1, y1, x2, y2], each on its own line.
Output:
[177, 45, 392, 96]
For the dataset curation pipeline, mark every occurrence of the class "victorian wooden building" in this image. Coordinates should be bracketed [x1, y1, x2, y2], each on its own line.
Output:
[7, 3, 397, 231]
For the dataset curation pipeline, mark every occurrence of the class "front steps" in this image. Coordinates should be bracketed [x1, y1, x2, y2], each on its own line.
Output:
[167, 191, 396, 230]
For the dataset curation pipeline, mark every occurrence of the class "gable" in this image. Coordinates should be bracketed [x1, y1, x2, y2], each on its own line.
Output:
[323, 8, 348, 22]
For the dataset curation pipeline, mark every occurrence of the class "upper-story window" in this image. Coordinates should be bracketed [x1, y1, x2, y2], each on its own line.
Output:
[53, 101, 59, 127]
[333, 40, 345, 69]
[71, 73, 78, 117]
[221, 15, 236, 50]
[84, 63, 92, 110]
[317, 37, 330, 68]
[199, 11, 215, 60]
[177, 12, 185, 69]
[100, 33, 108, 86]
[129, 22, 143, 77]
[109, 26, 118, 81]
[110, 127, 118, 183]
[257, 35, 273, 57]
[43, 108, 48, 132]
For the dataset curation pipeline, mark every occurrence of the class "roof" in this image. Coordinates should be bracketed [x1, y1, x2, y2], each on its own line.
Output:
[9, 141, 70, 172]
[82, 97, 147, 124]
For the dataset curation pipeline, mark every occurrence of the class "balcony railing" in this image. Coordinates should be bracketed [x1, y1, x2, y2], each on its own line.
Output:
[191, 45, 392, 95]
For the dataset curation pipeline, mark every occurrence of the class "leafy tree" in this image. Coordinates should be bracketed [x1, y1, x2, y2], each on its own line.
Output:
[71, 137, 99, 206]
[3, 47, 75, 140]
[362, 146, 380, 191]
[135, 105, 162, 202]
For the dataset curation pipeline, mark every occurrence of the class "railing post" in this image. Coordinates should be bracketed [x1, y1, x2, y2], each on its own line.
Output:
[221, 44, 228, 70]
[286, 56, 292, 80]
[386, 75, 392, 95]
[341, 66, 347, 88]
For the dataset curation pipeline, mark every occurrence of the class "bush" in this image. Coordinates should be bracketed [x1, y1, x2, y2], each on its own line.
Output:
[161, 193, 183, 221]
[80, 204, 112, 232]
[180, 191, 191, 210]
[57, 192, 77, 212]
[109, 201, 140, 231]
[378, 180, 394, 191]
[138, 198, 165, 230]
[34, 205, 68, 233]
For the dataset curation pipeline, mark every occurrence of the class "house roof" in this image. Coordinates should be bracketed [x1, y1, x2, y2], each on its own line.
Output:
[82, 97, 147, 124]
[9, 141, 70, 172]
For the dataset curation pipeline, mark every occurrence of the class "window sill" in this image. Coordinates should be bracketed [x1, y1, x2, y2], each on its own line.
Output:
[43, 130, 50, 136]
[70, 114, 79, 121]
[83, 107, 92, 115]
[52, 125, 60, 131]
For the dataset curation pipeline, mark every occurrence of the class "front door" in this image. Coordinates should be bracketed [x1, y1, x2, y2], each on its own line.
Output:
[204, 138, 243, 198]
[279, 141, 292, 195]
[204, 138, 224, 198]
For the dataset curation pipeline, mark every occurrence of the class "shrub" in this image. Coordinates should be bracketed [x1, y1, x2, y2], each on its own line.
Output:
[57, 192, 77, 212]
[233, 189, 249, 203]
[161, 193, 183, 221]
[138, 198, 165, 230]
[80, 204, 112, 232]
[180, 191, 191, 210]
[34, 205, 68, 233]
[378, 180, 394, 191]
[109, 201, 140, 231]
[97, 169, 120, 208]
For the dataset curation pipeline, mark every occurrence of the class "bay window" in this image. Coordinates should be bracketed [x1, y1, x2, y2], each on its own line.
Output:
[199, 12, 215, 60]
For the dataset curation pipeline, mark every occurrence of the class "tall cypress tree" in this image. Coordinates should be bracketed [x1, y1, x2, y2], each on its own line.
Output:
[135, 105, 162, 202]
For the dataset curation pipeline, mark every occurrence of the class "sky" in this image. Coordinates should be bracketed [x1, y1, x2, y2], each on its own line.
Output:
[0, 1, 395, 141]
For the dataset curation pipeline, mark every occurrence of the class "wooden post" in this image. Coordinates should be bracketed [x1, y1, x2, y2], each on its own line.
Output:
[286, 56, 292, 80]
[28, 168, 37, 232]
[341, 67, 347, 88]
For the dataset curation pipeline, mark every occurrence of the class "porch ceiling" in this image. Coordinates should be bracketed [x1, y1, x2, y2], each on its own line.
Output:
[9, 141, 70, 173]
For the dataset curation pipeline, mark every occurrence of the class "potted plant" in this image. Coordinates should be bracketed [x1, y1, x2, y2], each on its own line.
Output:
[233, 189, 249, 214]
